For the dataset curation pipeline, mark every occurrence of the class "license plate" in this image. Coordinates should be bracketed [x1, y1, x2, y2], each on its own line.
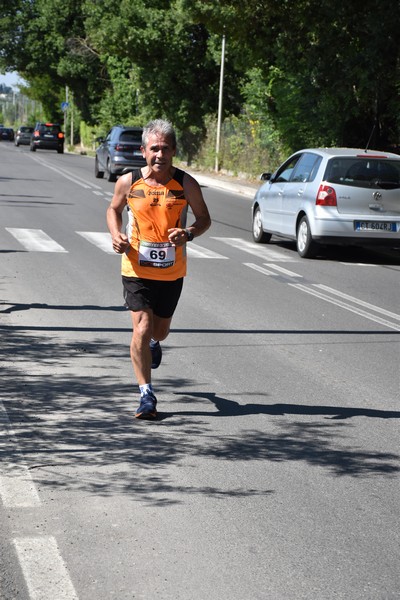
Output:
[44, 134, 55, 138]
[354, 221, 397, 232]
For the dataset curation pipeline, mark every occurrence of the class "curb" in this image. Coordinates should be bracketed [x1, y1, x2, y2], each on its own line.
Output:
[186, 170, 258, 199]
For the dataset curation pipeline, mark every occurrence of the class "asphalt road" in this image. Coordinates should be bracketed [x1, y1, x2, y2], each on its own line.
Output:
[1, 143, 399, 600]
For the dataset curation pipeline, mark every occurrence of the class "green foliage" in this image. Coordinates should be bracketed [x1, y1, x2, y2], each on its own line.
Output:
[94, 56, 142, 131]
[1, 0, 399, 167]
[196, 112, 285, 178]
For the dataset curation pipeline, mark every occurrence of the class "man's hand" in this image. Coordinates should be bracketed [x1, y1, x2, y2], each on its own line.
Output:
[112, 232, 130, 254]
[168, 228, 188, 247]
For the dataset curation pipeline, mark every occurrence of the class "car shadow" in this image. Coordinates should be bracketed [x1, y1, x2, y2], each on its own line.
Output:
[270, 239, 400, 265]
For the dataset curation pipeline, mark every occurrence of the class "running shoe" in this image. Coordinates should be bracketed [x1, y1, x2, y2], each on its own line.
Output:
[150, 339, 162, 369]
[135, 391, 158, 420]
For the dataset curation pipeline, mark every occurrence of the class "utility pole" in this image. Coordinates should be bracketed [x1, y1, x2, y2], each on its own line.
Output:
[215, 33, 226, 173]
[64, 86, 68, 138]
[70, 91, 73, 147]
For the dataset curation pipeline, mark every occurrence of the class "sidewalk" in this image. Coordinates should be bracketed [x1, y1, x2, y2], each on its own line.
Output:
[185, 168, 260, 199]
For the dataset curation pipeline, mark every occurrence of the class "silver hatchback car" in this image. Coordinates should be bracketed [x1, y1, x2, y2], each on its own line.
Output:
[251, 148, 400, 257]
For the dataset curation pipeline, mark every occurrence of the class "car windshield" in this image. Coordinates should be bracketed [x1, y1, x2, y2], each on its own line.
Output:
[324, 157, 400, 189]
[120, 131, 142, 143]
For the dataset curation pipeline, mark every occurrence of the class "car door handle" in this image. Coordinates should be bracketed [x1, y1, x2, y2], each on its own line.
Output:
[297, 189, 304, 196]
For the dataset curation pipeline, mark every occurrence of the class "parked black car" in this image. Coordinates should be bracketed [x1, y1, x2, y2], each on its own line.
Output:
[15, 125, 34, 146]
[95, 125, 145, 182]
[30, 122, 65, 153]
[0, 127, 15, 141]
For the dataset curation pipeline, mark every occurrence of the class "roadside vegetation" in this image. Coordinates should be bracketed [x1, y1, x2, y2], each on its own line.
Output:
[1, 0, 399, 178]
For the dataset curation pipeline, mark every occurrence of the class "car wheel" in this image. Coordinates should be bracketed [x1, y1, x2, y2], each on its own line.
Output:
[106, 160, 117, 182]
[57, 147, 64, 154]
[296, 216, 318, 258]
[95, 157, 104, 179]
[252, 206, 271, 243]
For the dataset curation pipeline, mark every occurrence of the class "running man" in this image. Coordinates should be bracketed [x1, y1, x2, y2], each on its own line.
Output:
[106, 119, 211, 419]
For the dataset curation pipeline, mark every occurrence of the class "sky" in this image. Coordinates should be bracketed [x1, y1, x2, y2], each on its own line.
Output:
[0, 71, 24, 89]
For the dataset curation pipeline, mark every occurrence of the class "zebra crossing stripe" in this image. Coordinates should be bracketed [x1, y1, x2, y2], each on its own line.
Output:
[186, 243, 228, 259]
[211, 237, 297, 262]
[1, 230, 299, 263]
[5, 228, 67, 252]
[0, 401, 41, 508]
[14, 536, 79, 600]
[76, 233, 228, 258]
[76, 231, 115, 254]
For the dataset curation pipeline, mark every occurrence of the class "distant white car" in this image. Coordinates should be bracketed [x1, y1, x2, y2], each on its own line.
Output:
[251, 148, 400, 257]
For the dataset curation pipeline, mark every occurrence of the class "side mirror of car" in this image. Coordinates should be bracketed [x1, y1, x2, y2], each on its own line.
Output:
[260, 172, 272, 181]
[96, 137, 104, 144]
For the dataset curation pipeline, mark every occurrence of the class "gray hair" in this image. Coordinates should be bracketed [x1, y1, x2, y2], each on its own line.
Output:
[142, 119, 176, 149]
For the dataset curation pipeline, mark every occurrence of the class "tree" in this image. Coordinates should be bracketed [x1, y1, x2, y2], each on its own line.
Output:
[0, 0, 105, 122]
[181, 0, 400, 151]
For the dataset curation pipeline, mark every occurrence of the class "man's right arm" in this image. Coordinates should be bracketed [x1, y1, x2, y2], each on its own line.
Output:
[106, 174, 131, 254]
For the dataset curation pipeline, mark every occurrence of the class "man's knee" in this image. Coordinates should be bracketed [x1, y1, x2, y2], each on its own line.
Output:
[153, 317, 172, 341]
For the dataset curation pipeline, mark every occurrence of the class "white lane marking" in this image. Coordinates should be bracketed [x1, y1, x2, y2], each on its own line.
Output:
[290, 284, 400, 331]
[0, 471, 41, 508]
[264, 263, 303, 278]
[0, 402, 41, 508]
[76, 231, 115, 254]
[5, 228, 67, 252]
[92, 190, 104, 196]
[29, 155, 102, 190]
[315, 284, 400, 322]
[14, 537, 79, 600]
[244, 262, 303, 278]
[187, 243, 228, 258]
[212, 237, 297, 262]
[244, 263, 280, 276]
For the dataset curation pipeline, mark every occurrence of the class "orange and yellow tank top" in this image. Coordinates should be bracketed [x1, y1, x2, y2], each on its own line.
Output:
[121, 168, 189, 280]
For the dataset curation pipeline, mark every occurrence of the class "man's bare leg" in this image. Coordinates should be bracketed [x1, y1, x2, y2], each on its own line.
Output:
[129, 311, 172, 384]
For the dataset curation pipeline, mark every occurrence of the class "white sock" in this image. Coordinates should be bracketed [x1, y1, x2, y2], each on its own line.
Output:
[139, 383, 153, 396]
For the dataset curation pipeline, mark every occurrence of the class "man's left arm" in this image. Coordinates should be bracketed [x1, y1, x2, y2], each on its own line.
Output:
[168, 173, 211, 246]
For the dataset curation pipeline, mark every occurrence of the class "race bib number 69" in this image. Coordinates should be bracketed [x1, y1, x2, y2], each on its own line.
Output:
[138, 241, 175, 268]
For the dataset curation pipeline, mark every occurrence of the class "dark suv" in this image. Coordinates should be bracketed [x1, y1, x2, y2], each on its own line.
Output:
[30, 122, 65, 153]
[0, 127, 15, 141]
[95, 125, 145, 182]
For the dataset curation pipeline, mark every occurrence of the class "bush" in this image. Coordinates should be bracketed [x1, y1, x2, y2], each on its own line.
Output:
[194, 113, 285, 179]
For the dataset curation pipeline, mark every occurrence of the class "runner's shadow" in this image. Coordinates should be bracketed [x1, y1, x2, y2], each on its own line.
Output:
[168, 392, 400, 420]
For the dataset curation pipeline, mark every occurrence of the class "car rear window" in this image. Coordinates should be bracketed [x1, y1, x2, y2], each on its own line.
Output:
[39, 124, 61, 133]
[324, 157, 400, 189]
[120, 131, 142, 143]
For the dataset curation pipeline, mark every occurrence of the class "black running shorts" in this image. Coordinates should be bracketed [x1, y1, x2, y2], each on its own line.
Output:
[122, 276, 184, 318]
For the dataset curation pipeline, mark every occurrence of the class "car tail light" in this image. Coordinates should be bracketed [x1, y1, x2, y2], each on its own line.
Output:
[316, 183, 337, 206]
[57, 132, 64, 139]
[115, 143, 132, 151]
